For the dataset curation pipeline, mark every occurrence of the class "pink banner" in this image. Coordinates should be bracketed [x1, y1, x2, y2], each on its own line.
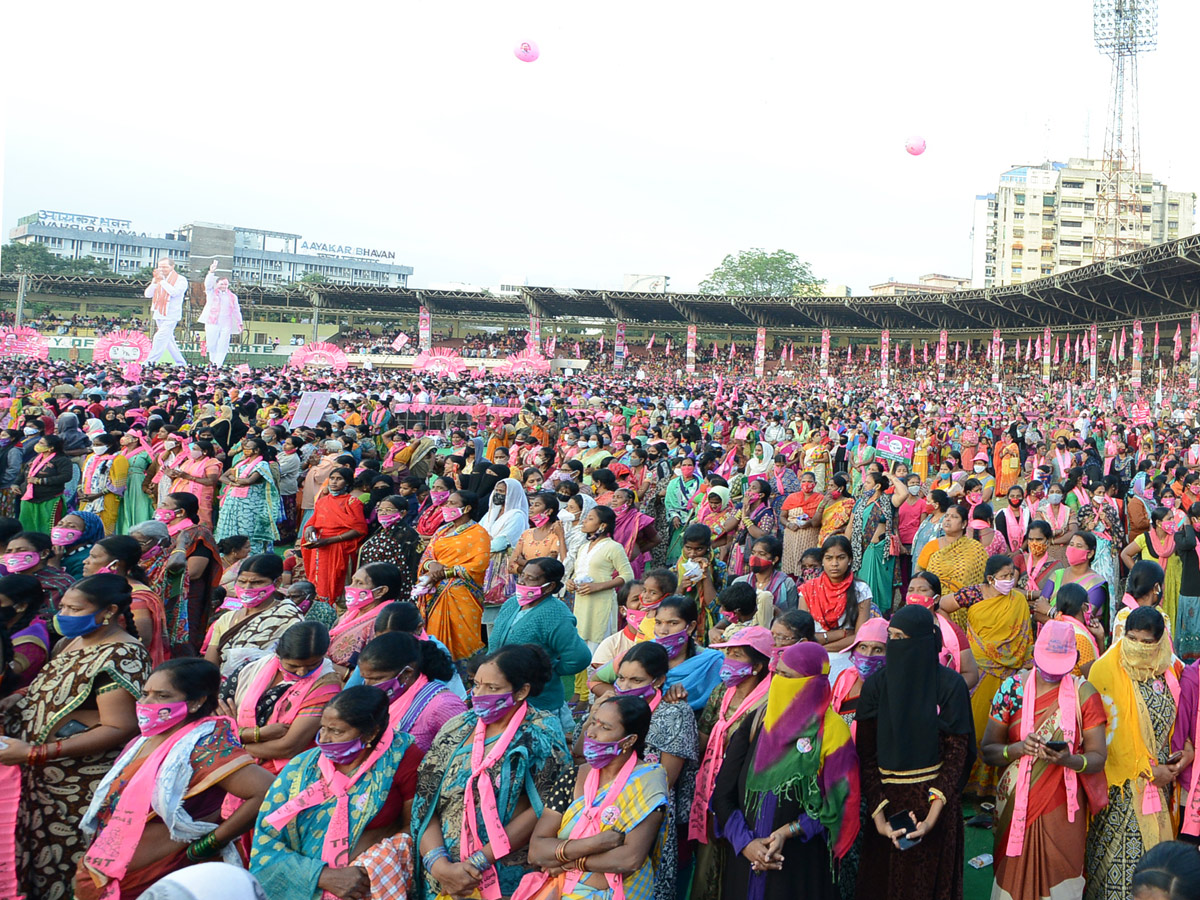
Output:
[1090, 322, 1099, 383]
[991, 329, 1001, 385]
[686, 325, 697, 375]
[880, 330, 890, 389]
[819, 329, 830, 380]
[1192, 314, 1199, 391]
[937, 329, 947, 384]
[1131, 320, 1144, 388]
[614, 323, 626, 371]
[418, 306, 432, 352]
[754, 327, 766, 379]
[1042, 327, 1052, 386]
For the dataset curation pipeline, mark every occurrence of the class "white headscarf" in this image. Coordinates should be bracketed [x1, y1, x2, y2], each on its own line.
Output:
[481, 477, 530, 550]
[744, 441, 775, 479]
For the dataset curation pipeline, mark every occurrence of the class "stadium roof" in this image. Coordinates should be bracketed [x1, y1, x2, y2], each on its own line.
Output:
[4, 231, 1200, 334]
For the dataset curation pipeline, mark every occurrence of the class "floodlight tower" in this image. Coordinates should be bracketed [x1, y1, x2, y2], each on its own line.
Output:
[1093, 0, 1157, 259]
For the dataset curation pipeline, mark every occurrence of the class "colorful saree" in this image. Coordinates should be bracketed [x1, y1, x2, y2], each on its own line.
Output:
[411, 708, 572, 900]
[418, 519, 491, 661]
[962, 587, 1034, 797]
[990, 672, 1107, 900]
[300, 492, 369, 607]
[5, 640, 152, 900]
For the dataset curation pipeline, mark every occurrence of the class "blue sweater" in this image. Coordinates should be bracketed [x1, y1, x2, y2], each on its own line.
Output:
[487, 595, 592, 713]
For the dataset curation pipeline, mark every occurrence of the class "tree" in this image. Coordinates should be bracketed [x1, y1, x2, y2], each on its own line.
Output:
[698, 248, 824, 297]
[0, 241, 114, 276]
[298, 272, 328, 285]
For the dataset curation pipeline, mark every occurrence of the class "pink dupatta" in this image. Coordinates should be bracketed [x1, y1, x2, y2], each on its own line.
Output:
[688, 677, 770, 841]
[1004, 674, 1079, 857]
[81, 717, 230, 898]
[461, 702, 529, 900]
[263, 725, 396, 900]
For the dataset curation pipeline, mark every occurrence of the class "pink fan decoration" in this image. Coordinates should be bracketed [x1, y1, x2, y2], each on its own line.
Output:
[121, 362, 143, 381]
[0, 327, 49, 361]
[411, 348, 467, 378]
[93, 329, 152, 364]
[497, 348, 552, 376]
[288, 341, 350, 372]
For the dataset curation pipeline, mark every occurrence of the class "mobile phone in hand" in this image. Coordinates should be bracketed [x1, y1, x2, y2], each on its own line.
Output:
[887, 811, 921, 850]
[1044, 740, 1068, 753]
[1167, 750, 1184, 765]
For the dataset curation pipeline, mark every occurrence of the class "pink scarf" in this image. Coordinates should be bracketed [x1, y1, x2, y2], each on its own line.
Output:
[688, 677, 771, 841]
[461, 702, 529, 899]
[1004, 673, 1078, 857]
[564, 753, 640, 900]
[230, 456, 262, 499]
[1182, 682, 1200, 836]
[236, 656, 328, 732]
[263, 725, 396, 900]
[387, 674, 431, 724]
[328, 603, 379, 641]
[22, 452, 54, 501]
[82, 717, 229, 898]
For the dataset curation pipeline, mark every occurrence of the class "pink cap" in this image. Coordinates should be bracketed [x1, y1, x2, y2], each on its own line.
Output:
[849, 616, 889, 650]
[1033, 619, 1078, 676]
[974, 451, 989, 461]
[711, 625, 774, 658]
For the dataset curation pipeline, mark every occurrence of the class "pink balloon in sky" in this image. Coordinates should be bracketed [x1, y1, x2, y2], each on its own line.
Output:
[905, 136, 926, 156]
[514, 41, 539, 62]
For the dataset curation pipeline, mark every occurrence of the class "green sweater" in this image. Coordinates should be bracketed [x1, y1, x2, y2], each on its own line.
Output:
[487, 595, 592, 714]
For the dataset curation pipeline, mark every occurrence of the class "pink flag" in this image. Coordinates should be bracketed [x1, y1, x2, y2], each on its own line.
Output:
[1034, 337, 1041, 360]
[894, 344, 900, 363]
[1024, 338, 1031, 361]
[811, 345, 816, 362]
[1109, 333, 1118, 363]
[1052, 337, 1059, 364]
[846, 343, 852, 362]
[865, 346, 871, 362]
[547, 337, 557, 356]
[647, 333, 655, 350]
[910, 343, 915, 365]
[1119, 327, 1126, 359]
[715, 373, 724, 402]
[1066, 382, 1073, 409]
[665, 338, 672, 356]
[599, 335, 605, 353]
[1154, 323, 1160, 359]
[712, 342, 718, 359]
[729, 340, 737, 360]
[574, 341, 581, 357]
[986, 340, 992, 361]
[922, 341, 928, 364]
[955, 342, 960, 362]
[392, 333, 410, 351]
[1174, 324, 1182, 362]
[964, 340, 971, 361]
[789, 342, 795, 362]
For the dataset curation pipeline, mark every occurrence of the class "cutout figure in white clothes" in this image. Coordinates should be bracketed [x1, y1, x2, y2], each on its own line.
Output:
[200, 259, 244, 367]
[143, 256, 188, 366]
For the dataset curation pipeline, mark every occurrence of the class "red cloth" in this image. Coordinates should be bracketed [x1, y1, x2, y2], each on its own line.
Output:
[301, 493, 369, 604]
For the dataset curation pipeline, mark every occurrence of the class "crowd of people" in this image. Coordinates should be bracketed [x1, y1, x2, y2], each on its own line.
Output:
[4, 348, 1200, 900]
[0, 311, 146, 335]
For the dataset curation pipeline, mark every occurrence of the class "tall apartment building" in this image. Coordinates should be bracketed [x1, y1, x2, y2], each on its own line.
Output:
[869, 273, 971, 296]
[970, 159, 1196, 288]
[9, 210, 413, 287]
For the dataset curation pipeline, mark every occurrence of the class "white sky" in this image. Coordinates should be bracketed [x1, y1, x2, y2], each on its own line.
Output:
[3, 0, 1197, 293]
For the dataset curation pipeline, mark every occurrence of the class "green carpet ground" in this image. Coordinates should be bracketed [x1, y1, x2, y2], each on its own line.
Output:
[963, 802, 995, 899]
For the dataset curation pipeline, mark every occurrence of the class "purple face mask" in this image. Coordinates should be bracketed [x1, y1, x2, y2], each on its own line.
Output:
[582, 736, 627, 769]
[718, 659, 754, 686]
[471, 691, 514, 724]
[852, 650, 886, 681]
[613, 682, 657, 701]
[316, 736, 364, 764]
[1035, 665, 1067, 684]
[654, 629, 690, 659]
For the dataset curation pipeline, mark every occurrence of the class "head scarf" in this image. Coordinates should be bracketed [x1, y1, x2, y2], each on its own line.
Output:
[138, 863, 266, 900]
[481, 477, 530, 539]
[67, 509, 106, 553]
[855, 605, 975, 774]
[55, 412, 89, 452]
[745, 442, 775, 479]
[744, 641, 860, 860]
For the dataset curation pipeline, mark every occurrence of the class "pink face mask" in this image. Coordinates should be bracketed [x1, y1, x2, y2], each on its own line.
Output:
[344, 586, 377, 610]
[1064, 545, 1090, 567]
[153, 508, 177, 524]
[529, 512, 550, 528]
[441, 506, 464, 523]
[515, 583, 547, 607]
[51, 526, 83, 547]
[2, 551, 39, 573]
[429, 490, 451, 505]
[135, 700, 190, 736]
[235, 584, 275, 608]
[376, 512, 403, 528]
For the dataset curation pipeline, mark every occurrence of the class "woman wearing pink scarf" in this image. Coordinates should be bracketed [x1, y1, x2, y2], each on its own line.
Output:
[611, 487, 660, 579]
[250, 686, 423, 900]
[412, 644, 573, 900]
[74, 658, 273, 900]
